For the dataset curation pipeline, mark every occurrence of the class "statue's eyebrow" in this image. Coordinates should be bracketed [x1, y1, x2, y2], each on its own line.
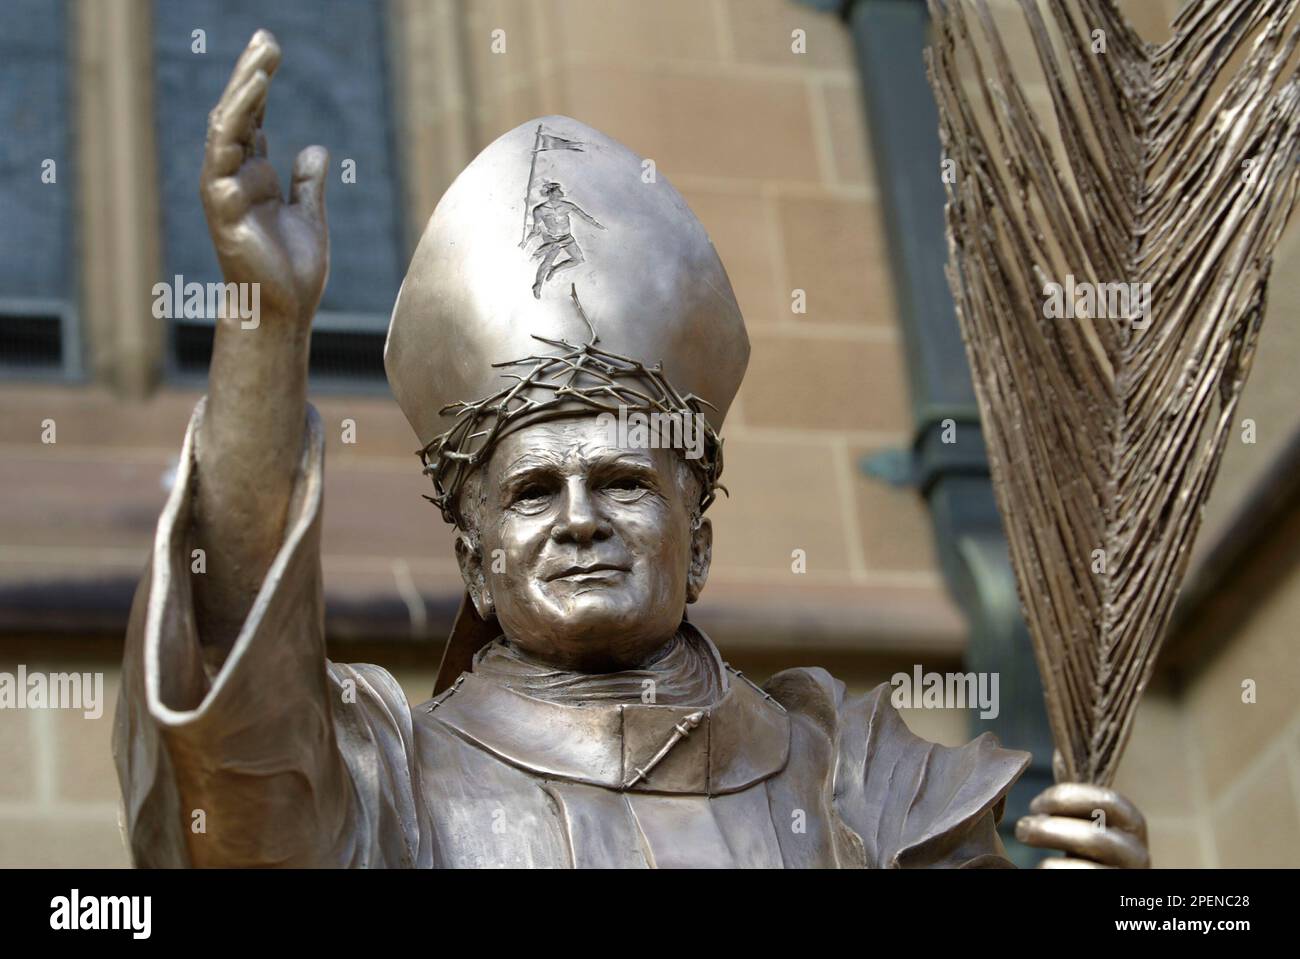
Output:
[585, 449, 656, 471]
[584, 450, 664, 490]
[498, 447, 657, 487]
[500, 450, 564, 477]
[496, 459, 562, 506]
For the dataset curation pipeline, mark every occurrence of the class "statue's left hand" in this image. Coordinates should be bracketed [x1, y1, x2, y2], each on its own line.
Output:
[1015, 773, 1150, 868]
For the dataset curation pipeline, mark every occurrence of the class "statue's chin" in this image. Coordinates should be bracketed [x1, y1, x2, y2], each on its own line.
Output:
[489, 571, 687, 672]
[500, 598, 682, 674]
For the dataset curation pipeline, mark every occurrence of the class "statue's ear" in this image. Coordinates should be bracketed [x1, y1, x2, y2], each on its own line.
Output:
[454, 532, 494, 619]
[686, 516, 712, 604]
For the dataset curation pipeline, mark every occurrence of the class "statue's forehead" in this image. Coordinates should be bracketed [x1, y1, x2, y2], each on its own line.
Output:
[488, 417, 668, 475]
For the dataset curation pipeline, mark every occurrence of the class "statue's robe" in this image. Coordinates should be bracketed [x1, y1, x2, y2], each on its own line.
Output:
[113, 405, 1030, 868]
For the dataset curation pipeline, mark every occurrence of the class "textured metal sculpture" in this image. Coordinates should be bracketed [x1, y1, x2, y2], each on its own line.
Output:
[927, 0, 1300, 786]
[113, 28, 1151, 868]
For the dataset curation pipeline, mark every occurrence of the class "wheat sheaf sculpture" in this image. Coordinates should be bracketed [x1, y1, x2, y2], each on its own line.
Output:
[926, 0, 1300, 786]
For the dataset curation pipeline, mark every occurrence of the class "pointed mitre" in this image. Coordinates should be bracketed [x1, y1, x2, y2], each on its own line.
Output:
[384, 116, 749, 518]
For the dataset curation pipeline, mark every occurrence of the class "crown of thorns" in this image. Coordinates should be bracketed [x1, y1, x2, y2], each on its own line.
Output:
[417, 287, 726, 526]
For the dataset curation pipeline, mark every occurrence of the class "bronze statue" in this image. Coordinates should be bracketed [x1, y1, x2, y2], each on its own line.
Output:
[113, 30, 1148, 868]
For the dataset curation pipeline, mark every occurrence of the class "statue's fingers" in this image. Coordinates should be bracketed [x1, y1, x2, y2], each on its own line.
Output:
[207, 38, 275, 152]
[253, 130, 268, 159]
[204, 145, 245, 183]
[252, 70, 272, 132]
[204, 72, 268, 176]
[237, 72, 271, 145]
[235, 157, 284, 205]
[1016, 814, 1150, 868]
[290, 145, 329, 227]
[1029, 783, 1147, 840]
[216, 30, 280, 114]
[206, 152, 278, 223]
[202, 176, 246, 222]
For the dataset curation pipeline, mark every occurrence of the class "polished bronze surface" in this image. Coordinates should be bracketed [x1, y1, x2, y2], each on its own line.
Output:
[114, 28, 1148, 868]
[928, 0, 1300, 804]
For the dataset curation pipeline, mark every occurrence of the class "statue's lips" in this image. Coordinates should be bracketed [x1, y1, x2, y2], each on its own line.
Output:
[546, 563, 630, 582]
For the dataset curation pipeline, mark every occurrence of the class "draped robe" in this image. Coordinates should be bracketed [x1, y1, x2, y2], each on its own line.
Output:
[113, 403, 1030, 868]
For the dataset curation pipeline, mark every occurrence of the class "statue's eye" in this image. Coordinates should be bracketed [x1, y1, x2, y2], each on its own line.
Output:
[509, 483, 553, 511]
[603, 476, 649, 497]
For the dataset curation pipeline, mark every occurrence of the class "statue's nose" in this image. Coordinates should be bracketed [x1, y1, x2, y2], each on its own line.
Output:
[550, 478, 612, 544]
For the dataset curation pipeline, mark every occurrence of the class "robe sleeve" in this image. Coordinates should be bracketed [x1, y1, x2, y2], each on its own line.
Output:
[831, 683, 1030, 869]
[112, 399, 427, 868]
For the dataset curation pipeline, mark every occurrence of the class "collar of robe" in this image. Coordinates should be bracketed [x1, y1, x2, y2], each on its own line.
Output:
[470, 621, 726, 706]
[427, 626, 791, 796]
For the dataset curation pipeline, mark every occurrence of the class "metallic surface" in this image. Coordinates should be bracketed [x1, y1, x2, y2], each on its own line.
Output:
[115, 28, 1148, 868]
[927, 0, 1300, 797]
[384, 115, 749, 453]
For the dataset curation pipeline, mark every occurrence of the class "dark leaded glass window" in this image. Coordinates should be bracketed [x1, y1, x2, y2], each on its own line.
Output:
[0, 0, 78, 377]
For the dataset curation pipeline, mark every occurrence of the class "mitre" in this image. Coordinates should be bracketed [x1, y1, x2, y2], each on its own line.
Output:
[384, 115, 750, 520]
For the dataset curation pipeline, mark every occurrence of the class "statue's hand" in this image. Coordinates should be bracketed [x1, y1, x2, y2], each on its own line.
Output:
[190, 30, 330, 658]
[1016, 774, 1150, 868]
[200, 29, 328, 324]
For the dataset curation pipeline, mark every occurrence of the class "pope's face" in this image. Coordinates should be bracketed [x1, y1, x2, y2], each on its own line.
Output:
[457, 416, 709, 672]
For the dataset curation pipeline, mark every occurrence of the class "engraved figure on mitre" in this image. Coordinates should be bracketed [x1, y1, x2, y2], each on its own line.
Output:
[522, 180, 605, 299]
[114, 32, 1150, 869]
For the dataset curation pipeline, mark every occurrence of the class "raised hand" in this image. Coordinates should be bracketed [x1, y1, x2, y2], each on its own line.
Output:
[192, 30, 332, 659]
[200, 29, 328, 323]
